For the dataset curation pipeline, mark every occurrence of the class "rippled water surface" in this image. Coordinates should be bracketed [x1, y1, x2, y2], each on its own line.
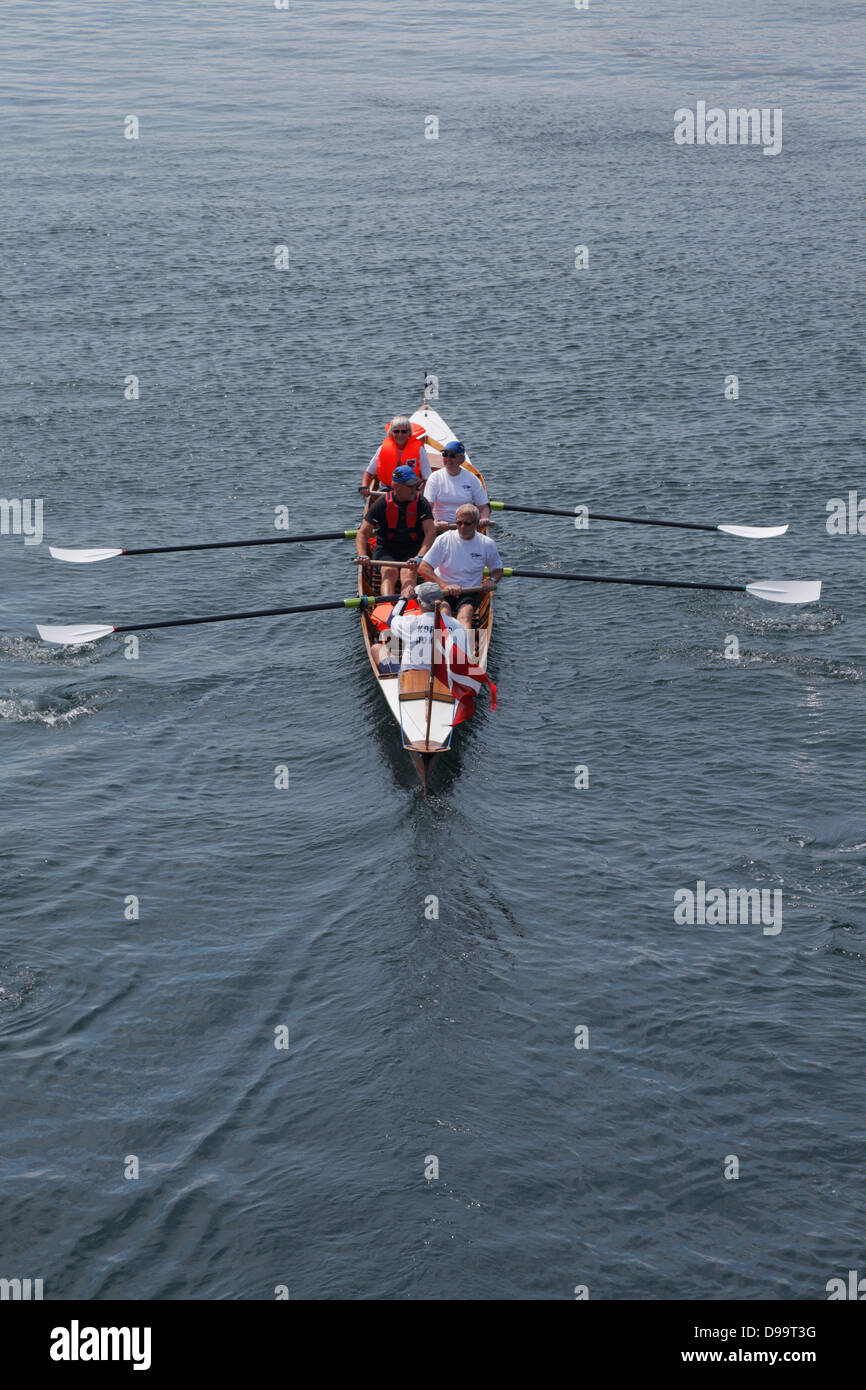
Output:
[1, 0, 864, 1299]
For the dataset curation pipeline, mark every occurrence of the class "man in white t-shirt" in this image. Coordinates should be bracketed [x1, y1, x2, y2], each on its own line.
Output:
[424, 440, 490, 531]
[416, 504, 504, 633]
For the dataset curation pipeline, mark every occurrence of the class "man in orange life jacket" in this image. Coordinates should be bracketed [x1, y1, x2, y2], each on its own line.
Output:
[355, 465, 437, 597]
[359, 416, 433, 503]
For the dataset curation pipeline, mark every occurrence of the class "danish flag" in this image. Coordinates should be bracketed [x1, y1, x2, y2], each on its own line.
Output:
[433, 611, 498, 727]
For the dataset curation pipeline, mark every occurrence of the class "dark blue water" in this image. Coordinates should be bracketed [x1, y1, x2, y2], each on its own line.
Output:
[2, 0, 864, 1299]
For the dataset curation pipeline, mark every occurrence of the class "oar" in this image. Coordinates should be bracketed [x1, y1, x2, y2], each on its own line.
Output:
[356, 558, 422, 568]
[35, 568, 820, 647]
[361, 561, 816, 604]
[489, 501, 787, 539]
[503, 568, 820, 604]
[48, 530, 359, 564]
[36, 594, 393, 647]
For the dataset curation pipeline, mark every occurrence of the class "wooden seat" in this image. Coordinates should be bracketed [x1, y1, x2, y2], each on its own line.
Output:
[398, 668, 454, 703]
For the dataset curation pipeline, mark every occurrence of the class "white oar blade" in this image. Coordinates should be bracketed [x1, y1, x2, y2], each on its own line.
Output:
[745, 580, 822, 605]
[49, 546, 124, 563]
[718, 523, 789, 539]
[37, 623, 116, 646]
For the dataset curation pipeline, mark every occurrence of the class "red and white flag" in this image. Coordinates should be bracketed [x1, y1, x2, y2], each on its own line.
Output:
[433, 611, 498, 727]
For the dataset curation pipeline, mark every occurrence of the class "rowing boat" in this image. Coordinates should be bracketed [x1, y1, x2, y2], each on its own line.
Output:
[37, 409, 819, 786]
[358, 400, 494, 792]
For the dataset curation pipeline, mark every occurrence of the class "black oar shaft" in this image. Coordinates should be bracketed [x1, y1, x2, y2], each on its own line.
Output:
[114, 599, 359, 633]
[493, 502, 717, 533]
[589, 511, 716, 533]
[110, 593, 411, 634]
[125, 531, 355, 557]
[508, 568, 743, 594]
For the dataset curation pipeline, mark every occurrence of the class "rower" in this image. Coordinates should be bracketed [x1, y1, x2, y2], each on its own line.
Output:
[416, 504, 503, 635]
[424, 440, 491, 532]
[355, 465, 436, 597]
[359, 415, 432, 504]
[371, 582, 469, 674]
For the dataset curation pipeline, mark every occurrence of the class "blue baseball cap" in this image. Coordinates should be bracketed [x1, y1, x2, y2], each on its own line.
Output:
[392, 465, 420, 485]
[442, 440, 465, 454]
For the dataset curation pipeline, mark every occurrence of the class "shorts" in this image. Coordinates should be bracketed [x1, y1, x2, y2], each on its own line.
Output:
[372, 545, 417, 565]
[376, 659, 401, 675]
[440, 589, 480, 614]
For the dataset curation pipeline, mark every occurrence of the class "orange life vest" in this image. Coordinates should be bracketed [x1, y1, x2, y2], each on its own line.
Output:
[370, 597, 420, 632]
[376, 423, 425, 488]
[382, 495, 423, 545]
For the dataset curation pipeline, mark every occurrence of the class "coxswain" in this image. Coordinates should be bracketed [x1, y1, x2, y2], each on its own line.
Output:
[359, 415, 432, 503]
[355, 465, 436, 596]
[424, 439, 490, 531]
[371, 582, 469, 675]
[416, 503, 503, 635]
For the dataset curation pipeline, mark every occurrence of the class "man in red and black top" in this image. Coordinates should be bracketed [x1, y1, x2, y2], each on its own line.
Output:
[355, 465, 437, 596]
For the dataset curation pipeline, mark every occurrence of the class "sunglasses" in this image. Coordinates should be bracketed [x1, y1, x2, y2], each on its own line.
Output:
[392, 428, 410, 435]
[456, 519, 474, 526]
[445, 452, 465, 459]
